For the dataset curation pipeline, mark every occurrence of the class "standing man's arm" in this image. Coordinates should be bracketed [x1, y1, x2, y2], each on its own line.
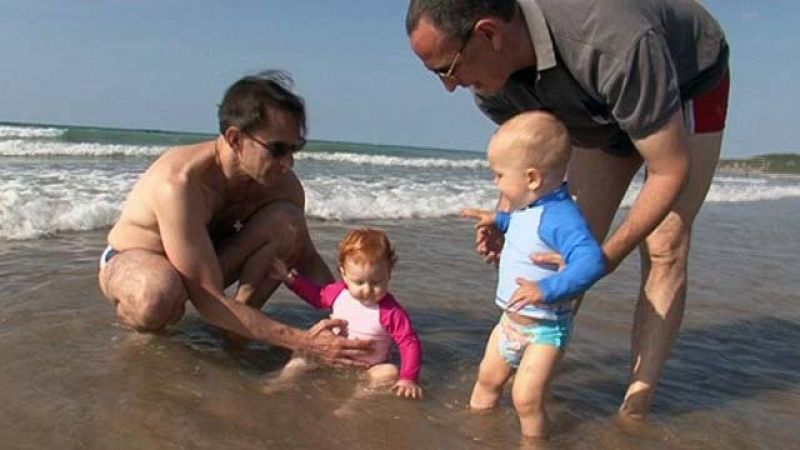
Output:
[601, 112, 690, 272]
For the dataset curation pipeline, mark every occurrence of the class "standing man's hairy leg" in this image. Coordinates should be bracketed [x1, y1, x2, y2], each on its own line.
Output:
[621, 131, 722, 418]
[567, 147, 643, 313]
[470, 325, 514, 410]
[98, 250, 187, 332]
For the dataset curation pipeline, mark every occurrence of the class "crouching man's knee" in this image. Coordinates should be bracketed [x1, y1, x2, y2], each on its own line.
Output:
[115, 266, 187, 332]
[269, 202, 305, 244]
[251, 201, 307, 262]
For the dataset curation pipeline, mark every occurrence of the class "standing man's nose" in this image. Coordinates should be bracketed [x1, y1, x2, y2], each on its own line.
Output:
[440, 76, 459, 92]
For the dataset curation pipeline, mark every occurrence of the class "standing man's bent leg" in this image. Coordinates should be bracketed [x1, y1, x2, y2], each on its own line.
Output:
[567, 148, 643, 242]
[621, 131, 723, 418]
[98, 250, 187, 332]
[567, 147, 643, 314]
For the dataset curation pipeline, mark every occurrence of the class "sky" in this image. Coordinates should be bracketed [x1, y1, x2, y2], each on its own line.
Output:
[0, 0, 796, 157]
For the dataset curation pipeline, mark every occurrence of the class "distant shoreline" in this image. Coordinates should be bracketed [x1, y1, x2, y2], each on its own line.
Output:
[716, 168, 800, 180]
[718, 153, 800, 176]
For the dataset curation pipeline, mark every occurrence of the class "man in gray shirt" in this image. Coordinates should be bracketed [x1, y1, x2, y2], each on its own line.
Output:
[406, 0, 729, 421]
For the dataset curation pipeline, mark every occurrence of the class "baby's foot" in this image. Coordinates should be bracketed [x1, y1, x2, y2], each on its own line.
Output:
[260, 375, 296, 395]
[332, 404, 356, 418]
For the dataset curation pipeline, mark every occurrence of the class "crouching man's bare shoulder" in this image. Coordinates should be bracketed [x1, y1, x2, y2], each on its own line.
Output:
[108, 140, 222, 251]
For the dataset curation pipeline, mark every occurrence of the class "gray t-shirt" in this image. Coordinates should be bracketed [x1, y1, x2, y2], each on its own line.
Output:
[475, 0, 729, 156]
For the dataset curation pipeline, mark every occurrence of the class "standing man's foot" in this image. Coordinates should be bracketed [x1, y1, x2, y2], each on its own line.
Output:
[611, 414, 671, 441]
[619, 381, 653, 420]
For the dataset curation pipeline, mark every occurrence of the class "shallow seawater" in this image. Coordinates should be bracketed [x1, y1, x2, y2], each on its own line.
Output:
[0, 199, 799, 449]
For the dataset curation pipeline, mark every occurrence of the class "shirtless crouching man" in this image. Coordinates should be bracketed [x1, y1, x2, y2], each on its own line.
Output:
[98, 71, 372, 366]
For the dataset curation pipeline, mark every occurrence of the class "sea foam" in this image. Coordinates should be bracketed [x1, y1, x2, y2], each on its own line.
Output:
[0, 140, 164, 157]
[0, 125, 66, 139]
[2, 163, 799, 240]
[296, 152, 487, 169]
[1, 131, 799, 240]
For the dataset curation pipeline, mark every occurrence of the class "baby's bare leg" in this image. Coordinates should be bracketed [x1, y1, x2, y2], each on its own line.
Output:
[470, 325, 514, 410]
[511, 344, 562, 439]
[261, 355, 316, 394]
[366, 363, 399, 389]
[333, 363, 398, 417]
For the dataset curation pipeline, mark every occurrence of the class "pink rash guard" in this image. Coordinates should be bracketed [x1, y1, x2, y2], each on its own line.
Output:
[286, 276, 422, 382]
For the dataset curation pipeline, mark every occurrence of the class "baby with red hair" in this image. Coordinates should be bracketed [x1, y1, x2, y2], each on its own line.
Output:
[268, 228, 423, 399]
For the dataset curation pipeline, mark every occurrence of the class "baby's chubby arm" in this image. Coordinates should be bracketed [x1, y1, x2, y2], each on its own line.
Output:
[380, 296, 423, 399]
[270, 259, 337, 310]
[509, 205, 606, 310]
[460, 208, 497, 227]
[460, 207, 508, 265]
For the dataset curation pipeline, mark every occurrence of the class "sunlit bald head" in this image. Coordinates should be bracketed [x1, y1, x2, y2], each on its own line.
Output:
[488, 111, 572, 188]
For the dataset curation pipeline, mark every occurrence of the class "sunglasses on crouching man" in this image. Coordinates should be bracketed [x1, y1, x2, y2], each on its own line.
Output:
[243, 131, 306, 158]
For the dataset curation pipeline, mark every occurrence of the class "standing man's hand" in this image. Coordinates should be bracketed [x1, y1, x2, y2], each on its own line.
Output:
[460, 208, 503, 265]
[507, 277, 545, 311]
[530, 251, 566, 271]
[299, 318, 373, 368]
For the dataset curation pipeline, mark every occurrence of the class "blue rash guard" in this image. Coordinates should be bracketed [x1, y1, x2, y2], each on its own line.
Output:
[494, 183, 606, 320]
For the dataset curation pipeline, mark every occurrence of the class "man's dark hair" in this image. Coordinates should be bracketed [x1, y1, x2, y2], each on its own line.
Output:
[218, 70, 306, 136]
[405, 0, 516, 38]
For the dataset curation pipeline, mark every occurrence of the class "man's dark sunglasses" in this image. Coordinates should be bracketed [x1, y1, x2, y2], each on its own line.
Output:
[245, 132, 306, 158]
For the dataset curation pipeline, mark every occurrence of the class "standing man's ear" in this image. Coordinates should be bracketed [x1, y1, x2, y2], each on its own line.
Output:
[526, 167, 543, 191]
[475, 18, 503, 51]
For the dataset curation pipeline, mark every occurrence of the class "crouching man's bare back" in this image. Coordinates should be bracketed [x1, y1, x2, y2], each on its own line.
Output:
[98, 72, 372, 366]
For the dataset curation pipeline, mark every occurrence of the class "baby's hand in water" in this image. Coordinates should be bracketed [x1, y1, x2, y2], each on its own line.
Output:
[392, 380, 423, 400]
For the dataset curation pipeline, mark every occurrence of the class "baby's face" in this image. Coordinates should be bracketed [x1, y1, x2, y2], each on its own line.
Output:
[340, 258, 391, 305]
[488, 146, 538, 209]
